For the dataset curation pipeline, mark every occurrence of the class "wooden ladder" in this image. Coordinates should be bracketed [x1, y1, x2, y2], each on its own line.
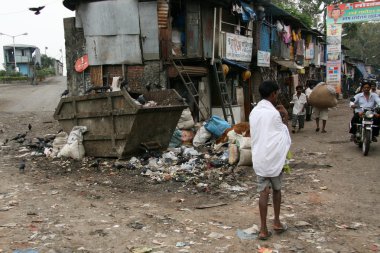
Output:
[172, 59, 208, 121]
[212, 59, 235, 125]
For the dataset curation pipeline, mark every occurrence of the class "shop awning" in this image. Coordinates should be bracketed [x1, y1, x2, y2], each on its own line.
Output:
[355, 62, 369, 79]
[274, 60, 304, 70]
[222, 58, 249, 70]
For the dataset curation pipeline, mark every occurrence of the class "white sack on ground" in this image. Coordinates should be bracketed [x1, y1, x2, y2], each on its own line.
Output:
[193, 125, 211, 147]
[177, 108, 195, 130]
[58, 126, 87, 160]
[238, 137, 251, 150]
[51, 131, 68, 157]
[228, 143, 239, 165]
[238, 148, 252, 166]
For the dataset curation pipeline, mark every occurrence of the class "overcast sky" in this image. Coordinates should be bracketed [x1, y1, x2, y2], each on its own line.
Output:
[0, 0, 74, 71]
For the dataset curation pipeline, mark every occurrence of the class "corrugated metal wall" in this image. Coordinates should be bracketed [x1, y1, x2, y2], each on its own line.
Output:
[139, 2, 160, 60]
[186, 0, 202, 57]
[86, 35, 142, 65]
[76, 0, 140, 36]
[157, 0, 169, 29]
[201, 3, 213, 58]
[76, 0, 143, 65]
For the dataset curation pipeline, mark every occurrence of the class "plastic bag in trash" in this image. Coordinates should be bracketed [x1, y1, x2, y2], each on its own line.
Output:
[169, 129, 182, 148]
[204, 115, 231, 137]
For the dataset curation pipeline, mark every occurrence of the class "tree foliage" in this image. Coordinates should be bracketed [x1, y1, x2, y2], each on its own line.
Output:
[342, 23, 380, 67]
[272, 0, 330, 28]
[41, 54, 55, 69]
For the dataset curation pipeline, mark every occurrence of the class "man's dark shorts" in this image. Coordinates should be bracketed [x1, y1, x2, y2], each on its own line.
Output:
[256, 173, 283, 192]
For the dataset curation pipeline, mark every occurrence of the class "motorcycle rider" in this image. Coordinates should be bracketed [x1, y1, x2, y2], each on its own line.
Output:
[349, 80, 380, 142]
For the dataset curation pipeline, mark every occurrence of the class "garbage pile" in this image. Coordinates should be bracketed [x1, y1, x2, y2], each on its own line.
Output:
[0, 109, 255, 192]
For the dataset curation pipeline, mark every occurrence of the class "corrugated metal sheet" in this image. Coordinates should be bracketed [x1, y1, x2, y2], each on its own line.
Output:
[201, 3, 213, 58]
[77, 0, 140, 36]
[139, 2, 160, 60]
[157, 0, 169, 29]
[186, 1, 202, 57]
[86, 35, 142, 65]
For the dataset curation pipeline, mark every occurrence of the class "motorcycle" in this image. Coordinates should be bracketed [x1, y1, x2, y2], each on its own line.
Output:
[352, 103, 380, 156]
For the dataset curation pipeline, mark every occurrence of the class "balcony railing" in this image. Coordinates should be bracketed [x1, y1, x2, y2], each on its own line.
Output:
[5, 56, 32, 64]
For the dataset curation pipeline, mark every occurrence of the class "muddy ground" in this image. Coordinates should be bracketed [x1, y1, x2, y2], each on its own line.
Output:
[0, 81, 379, 253]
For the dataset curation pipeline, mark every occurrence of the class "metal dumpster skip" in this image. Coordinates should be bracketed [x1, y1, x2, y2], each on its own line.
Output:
[54, 89, 187, 158]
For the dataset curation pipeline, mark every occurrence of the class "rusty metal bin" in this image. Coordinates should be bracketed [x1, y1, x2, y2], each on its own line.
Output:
[54, 89, 187, 158]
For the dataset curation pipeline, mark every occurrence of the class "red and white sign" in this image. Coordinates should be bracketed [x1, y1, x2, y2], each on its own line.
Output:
[75, 55, 89, 73]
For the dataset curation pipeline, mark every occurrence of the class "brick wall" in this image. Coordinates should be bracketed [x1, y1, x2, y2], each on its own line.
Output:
[126, 62, 166, 93]
[127, 66, 145, 92]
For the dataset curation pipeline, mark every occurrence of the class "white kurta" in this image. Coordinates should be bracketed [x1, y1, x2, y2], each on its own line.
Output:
[249, 100, 291, 177]
[291, 93, 307, 115]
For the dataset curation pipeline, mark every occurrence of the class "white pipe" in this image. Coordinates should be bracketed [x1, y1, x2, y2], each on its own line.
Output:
[211, 7, 216, 65]
[218, 7, 222, 58]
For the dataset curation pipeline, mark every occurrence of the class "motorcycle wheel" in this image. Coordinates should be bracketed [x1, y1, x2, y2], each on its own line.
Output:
[362, 129, 371, 156]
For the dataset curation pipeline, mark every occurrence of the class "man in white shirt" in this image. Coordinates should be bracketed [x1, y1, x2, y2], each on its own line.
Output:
[249, 80, 291, 240]
[350, 81, 380, 141]
[290, 85, 307, 133]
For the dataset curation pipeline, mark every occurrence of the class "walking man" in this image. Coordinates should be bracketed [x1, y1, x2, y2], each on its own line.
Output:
[313, 107, 329, 133]
[290, 85, 307, 133]
[249, 80, 291, 240]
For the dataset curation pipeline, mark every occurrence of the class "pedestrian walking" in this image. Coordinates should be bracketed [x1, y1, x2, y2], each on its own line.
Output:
[313, 107, 329, 133]
[249, 80, 291, 240]
[290, 85, 307, 133]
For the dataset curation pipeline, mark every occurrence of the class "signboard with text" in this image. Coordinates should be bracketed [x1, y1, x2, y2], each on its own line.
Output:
[326, 1, 380, 24]
[225, 33, 253, 62]
[326, 61, 341, 85]
[257, 50, 270, 67]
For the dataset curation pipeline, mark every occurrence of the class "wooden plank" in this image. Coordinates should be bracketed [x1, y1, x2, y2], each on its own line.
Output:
[90, 65, 103, 86]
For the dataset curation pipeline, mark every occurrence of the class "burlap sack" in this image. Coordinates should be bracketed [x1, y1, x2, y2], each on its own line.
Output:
[308, 83, 338, 108]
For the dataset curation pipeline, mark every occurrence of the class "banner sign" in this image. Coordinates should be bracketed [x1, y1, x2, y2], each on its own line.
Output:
[326, 1, 380, 24]
[326, 24, 342, 36]
[257, 50, 270, 67]
[225, 33, 253, 62]
[326, 61, 341, 85]
[327, 44, 341, 53]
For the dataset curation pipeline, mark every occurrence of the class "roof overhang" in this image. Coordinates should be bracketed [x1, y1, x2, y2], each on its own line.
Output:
[63, 0, 234, 11]
[274, 60, 304, 70]
[254, 0, 309, 29]
[63, 0, 107, 11]
[3, 44, 38, 49]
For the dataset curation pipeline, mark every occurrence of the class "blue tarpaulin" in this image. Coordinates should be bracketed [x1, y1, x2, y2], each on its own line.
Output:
[222, 58, 249, 70]
[240, 2, 256, 23]
[260, 23, 271, 52]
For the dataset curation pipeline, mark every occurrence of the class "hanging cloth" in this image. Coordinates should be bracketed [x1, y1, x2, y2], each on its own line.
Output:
[282, 25, 292, 44]
[240, 1, 256, 23]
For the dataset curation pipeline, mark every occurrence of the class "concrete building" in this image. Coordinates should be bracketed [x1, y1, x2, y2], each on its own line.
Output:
[2, 44, 41, 77]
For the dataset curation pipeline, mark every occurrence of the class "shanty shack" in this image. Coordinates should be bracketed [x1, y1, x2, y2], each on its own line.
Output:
[62, 0, 326, 123]
[62, 0, 260, 124]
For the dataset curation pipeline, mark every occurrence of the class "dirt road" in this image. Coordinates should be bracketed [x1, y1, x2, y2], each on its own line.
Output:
[0, 82, 379, 253]
[0, 76, 65, 112]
